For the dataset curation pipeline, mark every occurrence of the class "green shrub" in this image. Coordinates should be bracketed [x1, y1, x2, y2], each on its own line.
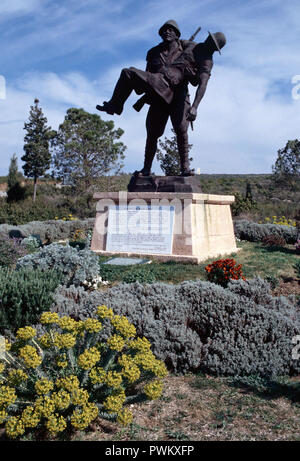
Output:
[16, 243, 99, 287]
[0, 197, 71, 225]
[231, 192, 257, 216]
[0, 269, 62, 333]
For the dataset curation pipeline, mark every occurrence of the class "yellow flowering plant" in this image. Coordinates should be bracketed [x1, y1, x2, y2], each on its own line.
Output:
[264, 216, 296, 227]
[0, 306, 168, 439]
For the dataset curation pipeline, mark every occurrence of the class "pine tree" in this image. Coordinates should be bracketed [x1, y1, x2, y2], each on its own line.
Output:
[21, 99, 52, 201]
[272, 139, 300, 190]
[156, 129, 193, 176]
[7, 154, 24, 202]
[7, 154, 18, 190]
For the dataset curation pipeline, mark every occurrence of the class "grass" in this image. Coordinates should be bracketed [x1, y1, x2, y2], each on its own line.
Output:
[98, 241, 300, 287]
[72, 373, 300, 441]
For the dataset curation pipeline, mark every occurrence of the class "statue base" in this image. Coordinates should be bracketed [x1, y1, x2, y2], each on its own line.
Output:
[91, 191, 239, 264]
[127, 172, 202, 193]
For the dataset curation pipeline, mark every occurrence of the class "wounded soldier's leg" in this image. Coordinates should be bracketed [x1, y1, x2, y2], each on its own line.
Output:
[96, 68, 149, 115]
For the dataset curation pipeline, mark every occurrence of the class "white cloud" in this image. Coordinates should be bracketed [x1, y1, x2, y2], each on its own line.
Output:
[0, 0, 40, 15]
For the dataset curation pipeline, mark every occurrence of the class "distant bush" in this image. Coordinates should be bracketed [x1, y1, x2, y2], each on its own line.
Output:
[262, 234, 286, 247]
[51, 278, 300, 377]
[0, 268, 62, 333]
[0, 218, 94, 244]
[234, 220, 298, 243]
[0, 197, 71, 225]
[231, 192, 257, 216]
[0, 236, 29, 268]
[16, 243, 99, 287]
[295, 239, 300, 254]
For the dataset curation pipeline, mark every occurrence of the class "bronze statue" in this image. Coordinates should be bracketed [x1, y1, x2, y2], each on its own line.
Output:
[97, 20, 226, 177]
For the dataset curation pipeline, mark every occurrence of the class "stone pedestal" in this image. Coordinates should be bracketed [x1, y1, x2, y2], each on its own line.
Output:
[128, 172, 202, 193]
[91, 191, 238, 264]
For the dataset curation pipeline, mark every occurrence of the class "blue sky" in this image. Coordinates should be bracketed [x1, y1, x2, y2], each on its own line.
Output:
[0, 0, 300, 176]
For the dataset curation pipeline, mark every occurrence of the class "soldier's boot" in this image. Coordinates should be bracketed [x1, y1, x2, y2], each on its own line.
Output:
[96, 69, 135, 115]
[139, 137, 158, 176]
[177, 132, 195, 176]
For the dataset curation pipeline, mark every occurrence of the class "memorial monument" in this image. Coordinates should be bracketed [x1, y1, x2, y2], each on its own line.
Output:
[91, 20, 238, 263]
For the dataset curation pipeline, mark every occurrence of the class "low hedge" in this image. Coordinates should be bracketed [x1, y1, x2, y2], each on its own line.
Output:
[0, 218, 95, 244]
[234, 219, 299, 243]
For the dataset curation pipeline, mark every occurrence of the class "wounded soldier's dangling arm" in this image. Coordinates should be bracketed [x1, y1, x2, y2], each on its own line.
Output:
[186, 62, 212, 122]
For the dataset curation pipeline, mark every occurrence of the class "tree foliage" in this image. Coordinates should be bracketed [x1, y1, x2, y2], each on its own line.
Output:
[7, 154, 25, 202]
[7, 154, 18, 189]
[21, 99, 53, 201]
[272, 139, 300, 190]
[156, 129, 193, 176]
[51, 108, 126, 191]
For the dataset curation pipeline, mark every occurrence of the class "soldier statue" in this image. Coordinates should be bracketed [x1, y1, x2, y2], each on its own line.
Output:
[97, 20, 226, 177]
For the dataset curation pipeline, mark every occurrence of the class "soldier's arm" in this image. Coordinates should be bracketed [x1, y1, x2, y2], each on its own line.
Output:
[187, 60, 213, 121]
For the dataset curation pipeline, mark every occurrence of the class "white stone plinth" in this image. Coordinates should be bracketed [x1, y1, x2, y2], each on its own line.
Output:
[91, 192, 239, 264]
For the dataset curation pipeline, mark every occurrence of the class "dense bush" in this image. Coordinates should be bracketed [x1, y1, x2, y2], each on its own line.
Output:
[261, 234, 286, 247]
[0, 196, 72, 225]
[51, 278, 300, 377]
[0, 236, 29, 268]
[231, 192, 257, 216]
[16, 243, 99, 287]
[0, 268, 62, 333]
[234, 220, 299, 243]
[0, 218, 94, 244]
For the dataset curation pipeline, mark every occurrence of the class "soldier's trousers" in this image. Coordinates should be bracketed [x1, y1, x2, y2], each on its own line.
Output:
[144, 89, 191, 174]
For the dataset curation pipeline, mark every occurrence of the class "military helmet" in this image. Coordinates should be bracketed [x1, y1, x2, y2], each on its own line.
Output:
[208, 31, 226, 54]
[159, 20, 181, 38]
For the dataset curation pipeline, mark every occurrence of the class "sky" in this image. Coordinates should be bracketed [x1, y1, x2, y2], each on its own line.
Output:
[0, 0, 300, 176]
